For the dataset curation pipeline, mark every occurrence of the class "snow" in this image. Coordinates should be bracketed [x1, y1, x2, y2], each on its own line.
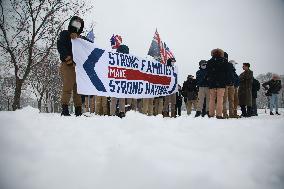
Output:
[0, 107, 284, 189]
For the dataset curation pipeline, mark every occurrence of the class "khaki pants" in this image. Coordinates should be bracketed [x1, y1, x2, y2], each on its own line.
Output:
[223, 86, 235, 117]
[60, 63, 82, 107]
[163, 94, 176, 117]
[110, 97, 125, 115]
[126, 98, 137, 111]
[233, 87, 239, 116]
[197, 87, 209, 112]
[154, 98, 164, 115]
[186, 100, 197, 115]
[209, 88, 225, 117]
[95, 96, 108, 115]
[142, 98, 154, 116]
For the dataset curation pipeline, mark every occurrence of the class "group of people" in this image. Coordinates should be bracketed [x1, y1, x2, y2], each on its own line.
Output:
[57, 16, 282, 118]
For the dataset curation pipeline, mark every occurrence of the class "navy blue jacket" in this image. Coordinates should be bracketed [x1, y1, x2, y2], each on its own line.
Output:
[196, 67, 208, 87]
[57, 16, 86, 62]
[206, 57, 227, 88]
[233, 72, 240, 87]
[226, 63, 235, 86]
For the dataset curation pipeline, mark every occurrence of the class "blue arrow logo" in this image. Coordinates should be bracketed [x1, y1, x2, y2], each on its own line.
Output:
[168, 67, 178, 94]
[83, 48, 106, 92]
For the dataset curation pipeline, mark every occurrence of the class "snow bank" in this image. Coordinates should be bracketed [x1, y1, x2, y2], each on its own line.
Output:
[0, 108, 284, 189]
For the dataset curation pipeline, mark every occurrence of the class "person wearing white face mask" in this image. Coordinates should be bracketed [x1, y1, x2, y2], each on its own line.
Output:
[57, 16, 85, 116]
[195, 60, 209, 117]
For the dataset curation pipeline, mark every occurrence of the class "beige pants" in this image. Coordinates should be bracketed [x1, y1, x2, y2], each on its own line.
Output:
[142, 98, 154, 116]
[223, 86, 235, 117]
[209, 88, 225, 117]
[60, 63, 82, 107]
[126, 98, 137, 111]
[110, 97, 125, 115]
[197, 87, 209, 112]
[154, 98, 164, 115]
[186, 100, 197, 115]
[233, 87, 239, 116]
[95, 96, 108, 115]
[163, 94, 176, 117]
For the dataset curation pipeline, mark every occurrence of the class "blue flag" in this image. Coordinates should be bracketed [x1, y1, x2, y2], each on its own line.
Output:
[86, 29, 95, 43]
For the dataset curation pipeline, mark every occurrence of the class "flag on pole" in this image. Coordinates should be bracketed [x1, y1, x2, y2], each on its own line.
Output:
[86, 29, 95, 43]
[147, 29, 175, 64]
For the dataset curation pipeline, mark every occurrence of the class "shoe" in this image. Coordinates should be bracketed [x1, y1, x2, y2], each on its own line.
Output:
[61, 105, 71, 116]
[216, 116, 224, 119]
[223, 114, 229, 119]
[118, 112, 125, 118]
[75, 106, 82, 116]
[162, 111, 169, 118]
[270, 112, 274, 115]
[276, 112, 281, 115]
[195, 111, 201, 117]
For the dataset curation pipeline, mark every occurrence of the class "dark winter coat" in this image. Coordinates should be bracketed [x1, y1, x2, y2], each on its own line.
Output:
[206, 57, 227, 89]
[57, 16, 85, 62]
[196, 67, 208, 87]
[176, 90, 183, 107]
[117, 44, 129, 54]
[262, 79, 282, 96]
[226, 63, 235, 86]
[252, 78, 260, 99]
[233, 72, 240, 87]
[238, 69, 253, 106]
[182, 78, 198, 100]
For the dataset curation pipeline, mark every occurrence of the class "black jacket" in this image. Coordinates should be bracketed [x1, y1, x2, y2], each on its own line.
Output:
[262, 79, 282, 95]
[182, 78, 198, 100]
[176, 90, 183, 107]
[252, 78, 260, 98]
[196, 67, 208, 87]
[57, 16, 85, 62]
[226, 63, 235, 86]
[117, 44, 129, 54]
[206, 57, 227, 88]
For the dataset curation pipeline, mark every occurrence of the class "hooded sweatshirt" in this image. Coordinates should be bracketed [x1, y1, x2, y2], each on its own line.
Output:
[57, 16, 84, 62]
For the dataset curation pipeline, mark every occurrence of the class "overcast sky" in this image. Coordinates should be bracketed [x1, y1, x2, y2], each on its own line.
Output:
[83, 0, 284, 82]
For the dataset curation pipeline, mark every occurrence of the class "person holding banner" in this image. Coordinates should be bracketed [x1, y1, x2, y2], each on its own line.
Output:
[57, 16, 85, 116]
[163, 58, 177, 118]
[109, 35, 130, 118]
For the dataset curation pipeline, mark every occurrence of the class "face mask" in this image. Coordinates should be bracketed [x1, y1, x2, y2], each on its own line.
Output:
[71, 20, 81, 32]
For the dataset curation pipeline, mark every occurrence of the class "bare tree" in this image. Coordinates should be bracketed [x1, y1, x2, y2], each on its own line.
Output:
[0, 0, 92, 110]
[29, 48, 60, 112]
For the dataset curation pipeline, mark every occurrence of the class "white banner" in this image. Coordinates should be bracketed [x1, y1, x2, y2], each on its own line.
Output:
[72, 38, 178, 98]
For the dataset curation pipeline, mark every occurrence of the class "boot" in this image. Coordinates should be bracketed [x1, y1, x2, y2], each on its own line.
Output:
[276, 112, 280, 115]
[162, 111, 169, 118]
[270, 111, 274, 115]
[216, 116, 224, 119]
[240, 106, 247, 117]
[61, 105, 71, 116]
[195, 111, 201, 117]
[246, 106, 252, 117]
[171, 111, 176, 118]
[75, 106, 82, 116]
[118, 112, 125, 118]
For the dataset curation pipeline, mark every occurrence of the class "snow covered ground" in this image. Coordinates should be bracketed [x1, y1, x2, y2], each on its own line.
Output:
[0, 107, 284, 189]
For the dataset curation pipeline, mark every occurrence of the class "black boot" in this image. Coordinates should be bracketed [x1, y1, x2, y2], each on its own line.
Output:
[240, 106, 247, 117]
[195, 111, 201, 117]
[75, 106, 82, 116]
[276, 112, 280, 115]
[118, 112, 125, 118]
[270, 111, 274, 115]
[246, 106, 252, 117]
[61, 105, 71, 116]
